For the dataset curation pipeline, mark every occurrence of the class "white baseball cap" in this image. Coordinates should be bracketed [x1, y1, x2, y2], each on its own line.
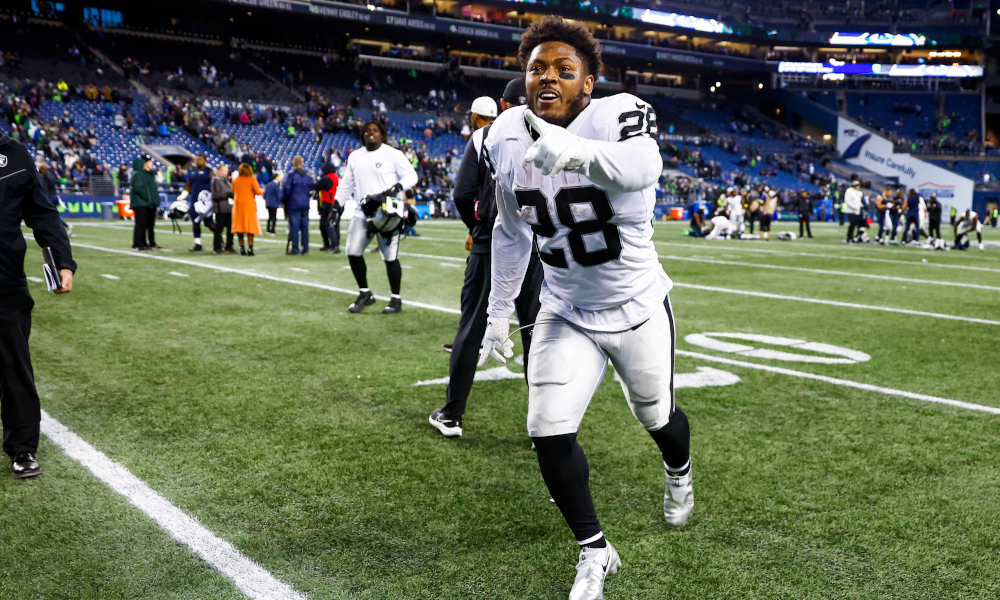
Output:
[470, 96, 498, 118]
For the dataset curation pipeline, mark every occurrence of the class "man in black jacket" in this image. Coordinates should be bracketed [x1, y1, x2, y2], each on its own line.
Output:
[0, 130, 76, 478]
[428, 79, 543, 438]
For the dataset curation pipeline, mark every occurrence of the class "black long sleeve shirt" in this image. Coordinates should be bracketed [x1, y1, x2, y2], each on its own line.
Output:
[453, 125, 495, 254]
[0, 132, 76, 296]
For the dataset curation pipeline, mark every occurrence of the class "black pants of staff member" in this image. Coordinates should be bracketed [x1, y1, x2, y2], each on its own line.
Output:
[846, 213, 861, 242]
[0, 291, 41, 458]
[266, 207, 278, 234]
[798, 213, 812, 238]
[319, 202, 341, 249]
[929, 218, 941, 240]
[441, 252, 544, 423]
[132, 206, 156, 249]
[214, 213, 234, 251]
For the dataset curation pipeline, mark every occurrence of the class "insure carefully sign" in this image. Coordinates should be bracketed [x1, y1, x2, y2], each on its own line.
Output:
[683, 333, 870, 364]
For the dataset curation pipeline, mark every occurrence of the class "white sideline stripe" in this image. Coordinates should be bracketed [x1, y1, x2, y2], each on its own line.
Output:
[672, 283, 1000, 326]
[26, 276, 43, 283]
[660, 254, 1000, 292]
[289, 267, 310, 273]
[439, 262, 463, 268]
[74, 241, 986, 413]
[100, 274, 120, 280]
[167, 271, 189, 277]
[71, 244, 460, 315]
[675, 350, 1000, 415]
[652, 240, 1000, 273]
[39, 410, 307, 600]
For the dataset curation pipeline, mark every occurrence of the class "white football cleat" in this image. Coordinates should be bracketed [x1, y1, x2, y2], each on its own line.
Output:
[979, 243, 985, 250]
[568, 542, 620, 600]
[664, 465, 694, 527]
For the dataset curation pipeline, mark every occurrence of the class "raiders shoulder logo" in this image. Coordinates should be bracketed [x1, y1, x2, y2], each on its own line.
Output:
[0, 154, 7, 168]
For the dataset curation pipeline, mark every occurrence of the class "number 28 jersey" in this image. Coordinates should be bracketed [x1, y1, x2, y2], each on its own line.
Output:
[485, 93, 672, 332]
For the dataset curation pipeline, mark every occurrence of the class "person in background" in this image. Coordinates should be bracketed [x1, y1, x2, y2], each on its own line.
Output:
[281, 155, 314, 255]
[317, 162, 341, 253]
[211, 164, 235, 254]
[231, 162, 263, 256]
[0, 127, 76, 479]
[887, 190, 904, 244]
[760, 189, 778, 241]
[874, 188, 891, 244]
[183, 154, 214, 251]
[902, 188, 922, 244]
[954, 209, 984, 250]
[843, 181, 864, 243]
[264, 171, 282, 235]
[927, 194, 942, 242]
[129, 155, 160, 251]
[796, 190, 813, 239]
[688, 206, 706, 237]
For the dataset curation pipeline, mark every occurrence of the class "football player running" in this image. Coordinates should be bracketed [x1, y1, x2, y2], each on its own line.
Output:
[335, 121, 418, 314]
[480, 16, 692, 600]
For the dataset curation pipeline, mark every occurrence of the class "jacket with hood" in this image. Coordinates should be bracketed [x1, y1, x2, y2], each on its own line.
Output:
[0, 131, 76, 295]
[129, 157, 160, 209]
[264, 180, 282, 208]
[281, 167, 313, 211]
[318, 163, 339, 205]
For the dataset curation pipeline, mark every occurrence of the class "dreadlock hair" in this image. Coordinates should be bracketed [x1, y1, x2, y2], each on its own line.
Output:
[518, 16, 602, 78]
[363, 121, 389, 144]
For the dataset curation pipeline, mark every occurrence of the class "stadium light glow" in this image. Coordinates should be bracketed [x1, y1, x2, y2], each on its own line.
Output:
[829, 32, 927, 46]
[638, 9, 730, 34]
[778, 61, 982, 78]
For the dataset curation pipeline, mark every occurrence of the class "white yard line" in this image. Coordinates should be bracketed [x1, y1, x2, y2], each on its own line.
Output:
[675, 350, 1000, 415]
[659, 254, 1000, 292]
[40, 410, 307, 600]
[71, 243, 460, 315]
[100, 274, 120, 280]
[167, 271, 189, 277]
[72, 241, 995, 414]
[652, 240, 1000, 273]
[672, 283, 1000, 326]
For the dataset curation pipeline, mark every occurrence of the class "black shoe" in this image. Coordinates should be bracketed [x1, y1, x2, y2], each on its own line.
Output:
[247, 247, 254, 256]
[348, 290, 376, 313]
[240, 247, 246, 256]
[286, 249, 300, 255]
[213, 249, 224, 255]
[428, 409, 462, 437]
[382, 296, 402, 314]
[443, 343, 453, 353]
[320, 245, 330, 251]
[189, 244, 202, 252]
[149, 245, 164, 250]
[327, 247, 341, 254]
[11, 452, 41, 479]
[224, 248, 237, 255]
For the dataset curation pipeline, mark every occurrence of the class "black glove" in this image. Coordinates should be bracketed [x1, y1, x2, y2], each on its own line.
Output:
[361, 194, 383, 217]
[403, 203, 418, 227]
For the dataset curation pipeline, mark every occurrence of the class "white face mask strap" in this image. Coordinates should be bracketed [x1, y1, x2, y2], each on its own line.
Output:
[502, 323, 535, 345]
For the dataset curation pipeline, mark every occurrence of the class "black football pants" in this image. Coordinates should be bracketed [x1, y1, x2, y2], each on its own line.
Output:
[0, 291, 41, 458]
[441, 252, 543, 422]
[132, 206, 156, 248]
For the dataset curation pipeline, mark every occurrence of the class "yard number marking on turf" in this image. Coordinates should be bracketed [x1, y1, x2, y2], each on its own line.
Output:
[100, 274, 120, 280]
[39, 411, 307, 600]
[168, 271, 189, 277]
[71, 243, 996, 414]
[684, 333, 871, 364]
[26, 276, 43, 283]
[289, 267, 310, 273]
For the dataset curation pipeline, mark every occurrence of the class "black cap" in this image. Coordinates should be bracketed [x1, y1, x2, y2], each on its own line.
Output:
[502, 78, 527, 107]
[141, 153, 153, 162]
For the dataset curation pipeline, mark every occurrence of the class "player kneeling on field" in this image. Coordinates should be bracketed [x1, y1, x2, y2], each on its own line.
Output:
[335, 121, 419, 314]
[479, 16, 693, 600]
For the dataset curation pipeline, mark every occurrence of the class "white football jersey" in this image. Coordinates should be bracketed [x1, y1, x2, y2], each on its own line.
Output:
[485, 93, 671, 332]
[334, 144, 418, 219]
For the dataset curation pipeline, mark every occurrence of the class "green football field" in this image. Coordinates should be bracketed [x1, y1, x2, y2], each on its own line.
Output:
[3, 217, 999, 599]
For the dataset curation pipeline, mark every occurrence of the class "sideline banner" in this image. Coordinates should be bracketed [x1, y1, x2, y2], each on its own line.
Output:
[836, 117, 974, 211]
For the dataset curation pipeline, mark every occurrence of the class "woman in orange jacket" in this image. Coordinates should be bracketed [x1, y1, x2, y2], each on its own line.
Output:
[232, 162, 263, 255]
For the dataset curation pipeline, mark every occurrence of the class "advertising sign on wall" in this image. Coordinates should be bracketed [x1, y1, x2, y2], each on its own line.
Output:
[837, 117, 973, 211]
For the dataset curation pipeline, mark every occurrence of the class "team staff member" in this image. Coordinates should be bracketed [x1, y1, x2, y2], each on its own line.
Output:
[428, 82, 543, 438]
[0, 129, 76, 478]
[927, 194, 942, 242]
[844, 181, 863, 243]
[335, 122, 418, 315]
[902, 188, 922, 243]
[760, 189, 777, 241]
[183, 154, 214, 251]
[317, 163, 341, 253]
[129, 155, 160, 251]
[211, 164, 235, 254]
[263, 172, 282, 235]
[796, 190, 813, 239]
